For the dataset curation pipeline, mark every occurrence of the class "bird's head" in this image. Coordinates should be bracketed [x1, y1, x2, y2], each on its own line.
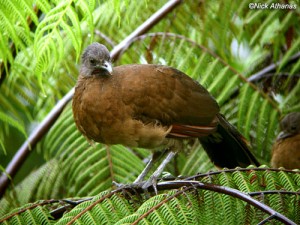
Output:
[277, 112, 300, 140]
[80, 43, 112, 76]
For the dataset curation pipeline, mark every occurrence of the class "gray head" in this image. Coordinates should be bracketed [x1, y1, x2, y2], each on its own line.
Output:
[277, 112, 300, 140]
[80, 43, 112, 76]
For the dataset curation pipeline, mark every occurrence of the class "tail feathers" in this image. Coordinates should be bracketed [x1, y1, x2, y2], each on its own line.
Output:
[168, 124, 217, 138]
[199, 114, 260, 168]
[167, 117, 218, 138]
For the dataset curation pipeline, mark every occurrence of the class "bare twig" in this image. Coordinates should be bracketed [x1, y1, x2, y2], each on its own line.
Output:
[50, 198, 92, 220]
[249, 190, 300, 196]
[248, 52, 300, 83]
[66, 191, 116, 225]
[0, 199, 59, 223]
[220, 51, 300, 106]
[94, 30, 116, 48]
[185, 167, 300, 181]
[0, 0, 183, 199]
[250, 72, 300, 80]
[257, 214, 277, 225]
[110, 0, 183, 60]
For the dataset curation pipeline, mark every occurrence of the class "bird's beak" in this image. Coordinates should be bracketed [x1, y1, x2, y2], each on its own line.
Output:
[101, 61, 113, 74]
[277, 131, 293, 140]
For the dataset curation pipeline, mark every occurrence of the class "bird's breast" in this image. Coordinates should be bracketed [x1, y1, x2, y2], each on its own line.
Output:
[271, 134, 300, 169]
[72, 75, 170, 148]
[73, 76, 122, 142]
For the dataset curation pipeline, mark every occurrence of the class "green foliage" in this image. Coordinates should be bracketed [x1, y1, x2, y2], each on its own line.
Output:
[0, 0, 300, 224]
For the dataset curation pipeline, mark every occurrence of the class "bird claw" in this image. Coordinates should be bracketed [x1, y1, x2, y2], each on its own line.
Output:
[113, 180, 146, 190]
[142, 175, 158, 194]
[113, 151, 177, 194]
[113, 178, 159, 194]
[112, 181, 124, 188]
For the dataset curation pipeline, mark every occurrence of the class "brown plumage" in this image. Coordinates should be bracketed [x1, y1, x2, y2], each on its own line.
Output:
[72, 43, 260, 189]
[271, 112, 300, 169]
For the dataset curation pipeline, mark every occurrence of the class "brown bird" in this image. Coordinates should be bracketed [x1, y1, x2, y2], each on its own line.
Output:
[72, 43, 260, 190]
[271, 112, 300, 169]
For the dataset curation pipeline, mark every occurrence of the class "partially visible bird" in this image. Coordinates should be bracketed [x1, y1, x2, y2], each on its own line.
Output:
[271, 112, 300, 169]
[72, 43, 260, 190]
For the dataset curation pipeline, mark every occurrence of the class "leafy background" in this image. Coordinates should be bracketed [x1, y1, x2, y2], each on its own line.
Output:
[0, 0, 300, 224]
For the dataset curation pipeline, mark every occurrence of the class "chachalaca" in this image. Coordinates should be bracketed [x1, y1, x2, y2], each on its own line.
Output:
[271, 112, 300, 169]
[72, 43, 260, 190]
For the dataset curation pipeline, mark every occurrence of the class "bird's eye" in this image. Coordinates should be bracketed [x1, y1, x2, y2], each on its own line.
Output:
[89, 59, 96, 65]
[291, 125, 297, 130]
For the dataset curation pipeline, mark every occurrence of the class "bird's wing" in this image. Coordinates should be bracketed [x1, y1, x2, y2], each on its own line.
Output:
[113, 64, 220, 136]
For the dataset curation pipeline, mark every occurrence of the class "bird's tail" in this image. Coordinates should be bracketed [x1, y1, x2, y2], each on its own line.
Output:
[199, 114, 260, 168]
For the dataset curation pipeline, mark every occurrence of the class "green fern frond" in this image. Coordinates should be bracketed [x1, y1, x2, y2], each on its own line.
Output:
[0, 112, 27, 149]
[0, 0, 33, 50]
[1, 168, 299, 224]
[0, 160, 62, 217]
[33, 0, 94, 83]
[279, 39, 300, 71]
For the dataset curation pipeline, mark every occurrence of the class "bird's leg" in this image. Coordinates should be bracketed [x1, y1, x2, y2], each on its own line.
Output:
[134, 151, 167, 183]
[142, 151, 177, 193]
[134, 156, 155, 183]
[113, 151, 168, 189]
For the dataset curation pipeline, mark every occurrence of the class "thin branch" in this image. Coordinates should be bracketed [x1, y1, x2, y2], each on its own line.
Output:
[0, 199, 59, 223]
[248, 52, 300, 83]
[221, 51, 300, 106]
[110, 0, 183, 60]
[249, 190, 300, 196]
[257, 214, 277, 225]
[0, 0, 183, 199]
[185, 167, 300, 181]
[94, 30, 116, 48]
[66, 191, 116, 225]
[0, 198, 92, 222]
[105, 146, 115, 182]
[251, 72, 300, 80]
[131, 186, 189, 225]
[50, 198, 92, 220]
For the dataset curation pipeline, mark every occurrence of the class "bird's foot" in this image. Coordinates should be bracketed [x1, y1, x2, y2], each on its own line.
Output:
[113, 179, 158, 194]
[142, 175, 159, 194]
[113, 180, 146, 190]
[113, 151, 177, 194]
[112, 181, 124, 188]
[141, 172, 175, 194]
